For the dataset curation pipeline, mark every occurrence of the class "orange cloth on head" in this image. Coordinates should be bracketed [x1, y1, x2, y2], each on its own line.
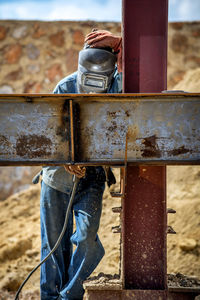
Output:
[85, 30, 122, 73]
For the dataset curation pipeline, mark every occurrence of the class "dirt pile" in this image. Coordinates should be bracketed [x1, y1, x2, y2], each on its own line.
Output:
[0, 167, 40, 201]
[173, 67, 200, 92]
[0, 185, 41, 295]
[167, 21, 200, 89]
[167, 166, 200, 277]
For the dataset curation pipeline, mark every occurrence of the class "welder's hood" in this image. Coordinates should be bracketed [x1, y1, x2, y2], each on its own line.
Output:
[77, 47, 117, 93]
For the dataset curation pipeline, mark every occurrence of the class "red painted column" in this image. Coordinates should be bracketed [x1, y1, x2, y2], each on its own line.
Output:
[122, 0, 168, 291]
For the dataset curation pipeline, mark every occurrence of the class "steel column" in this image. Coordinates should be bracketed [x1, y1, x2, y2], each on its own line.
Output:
[122, 0, 168, 293]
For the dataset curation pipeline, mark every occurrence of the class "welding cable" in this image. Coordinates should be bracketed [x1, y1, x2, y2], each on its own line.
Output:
[14, 175, 79, 300]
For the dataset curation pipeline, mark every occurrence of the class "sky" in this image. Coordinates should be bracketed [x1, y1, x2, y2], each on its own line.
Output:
[0, 0, 200, 22]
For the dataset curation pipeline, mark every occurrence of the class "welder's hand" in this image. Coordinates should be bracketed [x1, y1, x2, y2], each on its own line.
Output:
[85, 30, 122, 73]
[64, 165, 86, 178]
[85, 30, 121, 52]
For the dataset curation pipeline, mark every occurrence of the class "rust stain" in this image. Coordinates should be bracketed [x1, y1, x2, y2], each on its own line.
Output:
[125, 110, 130, 117]
[168, 145, 191, 156]
[0, 135, 11, 148]
[69, 100, 75, 161]
[142, 135, 161, 158]
[105, 124, 126, 142]
[56, 100, 70, 142]
[16, 135, 52, 158]
[107, 120, 117, 132]
[107, 110, 130, 118]
[107, 111, 117, 118]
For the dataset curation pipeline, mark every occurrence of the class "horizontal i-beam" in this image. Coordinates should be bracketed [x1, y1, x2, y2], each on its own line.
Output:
[0, 93, 200, 166]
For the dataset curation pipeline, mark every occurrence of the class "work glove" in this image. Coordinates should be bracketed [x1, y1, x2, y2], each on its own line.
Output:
[85, 29, 122, 73]
[64, 165, 86, 178]
[104, 166, 116, 187]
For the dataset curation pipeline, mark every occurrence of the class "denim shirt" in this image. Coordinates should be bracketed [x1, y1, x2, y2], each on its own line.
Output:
[42, 69, 122, 194]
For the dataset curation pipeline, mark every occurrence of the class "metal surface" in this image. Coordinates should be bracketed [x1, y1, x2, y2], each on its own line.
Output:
[69, 100, 75, 162]
[167, 208, 176, 214]
[168, 294, 199, 300]
[84, 290, 121, 300]
[122, 0, 168, 295]
[0, 95, 71, 165]
[122, 166, 167, 289]
[0, 93, 199, 165]
[123, 0, 168, 93]
[77, 94, 200, 164]
[168, 287, 200, 300]
[84, 288, 199, 300]
[84, 290, 167, 300]
[83, 280, 200, 299]
[167, 226, 176, 234]
[122, 290, 167, 299]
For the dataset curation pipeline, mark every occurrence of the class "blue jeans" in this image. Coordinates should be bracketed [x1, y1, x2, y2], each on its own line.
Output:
[40, 178, 105, 300]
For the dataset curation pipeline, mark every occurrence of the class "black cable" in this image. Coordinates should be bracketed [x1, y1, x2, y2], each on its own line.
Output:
[14, 175, 79, 300]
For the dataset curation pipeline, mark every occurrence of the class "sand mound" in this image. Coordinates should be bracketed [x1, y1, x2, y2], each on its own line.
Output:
[167, 167, 200, 277]
[173, 67, 200, 92]
[0, 186, 41, 293]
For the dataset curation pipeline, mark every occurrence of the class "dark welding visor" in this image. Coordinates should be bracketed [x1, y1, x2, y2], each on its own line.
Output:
[77, 47, 117, 93]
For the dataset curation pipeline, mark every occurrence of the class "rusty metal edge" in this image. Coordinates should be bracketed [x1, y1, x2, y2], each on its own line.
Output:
[0, 93, 200, 101]
[168, 286, 200, 293]
[0, 160, 200, 166]
[84, 286, 200, 295]
[69, 99, 75, 162]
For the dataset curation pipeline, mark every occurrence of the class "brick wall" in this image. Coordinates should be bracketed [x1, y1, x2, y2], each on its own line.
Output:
[0, 20, 121, 94]
[0, 20, 200, 94]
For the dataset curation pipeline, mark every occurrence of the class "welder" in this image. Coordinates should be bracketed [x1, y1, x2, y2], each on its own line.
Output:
[39, 29, 122, 300]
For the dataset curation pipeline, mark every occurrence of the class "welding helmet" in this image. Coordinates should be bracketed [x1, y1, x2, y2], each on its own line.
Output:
[77, 45, 117, 93]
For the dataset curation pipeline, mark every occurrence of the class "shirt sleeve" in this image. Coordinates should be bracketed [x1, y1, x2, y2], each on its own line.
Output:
[116, 72, 122, 93]
[53, 72, 78, 94]
[53, 83, 67, 94]
[110, 68, 122, 93]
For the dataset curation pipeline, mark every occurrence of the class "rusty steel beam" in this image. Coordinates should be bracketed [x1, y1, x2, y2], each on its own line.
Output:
[0, 93, 200, 166]
[122, 0, 168, 296]
[76, 94, 200, 164]
[83, 278, 200, 299]
[0, 94, 72, 165]
[84, 289, 167, 300]
[168, 287, 200, 300]
[84, 284, 200, 300]
[122, 166, 167, 289]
